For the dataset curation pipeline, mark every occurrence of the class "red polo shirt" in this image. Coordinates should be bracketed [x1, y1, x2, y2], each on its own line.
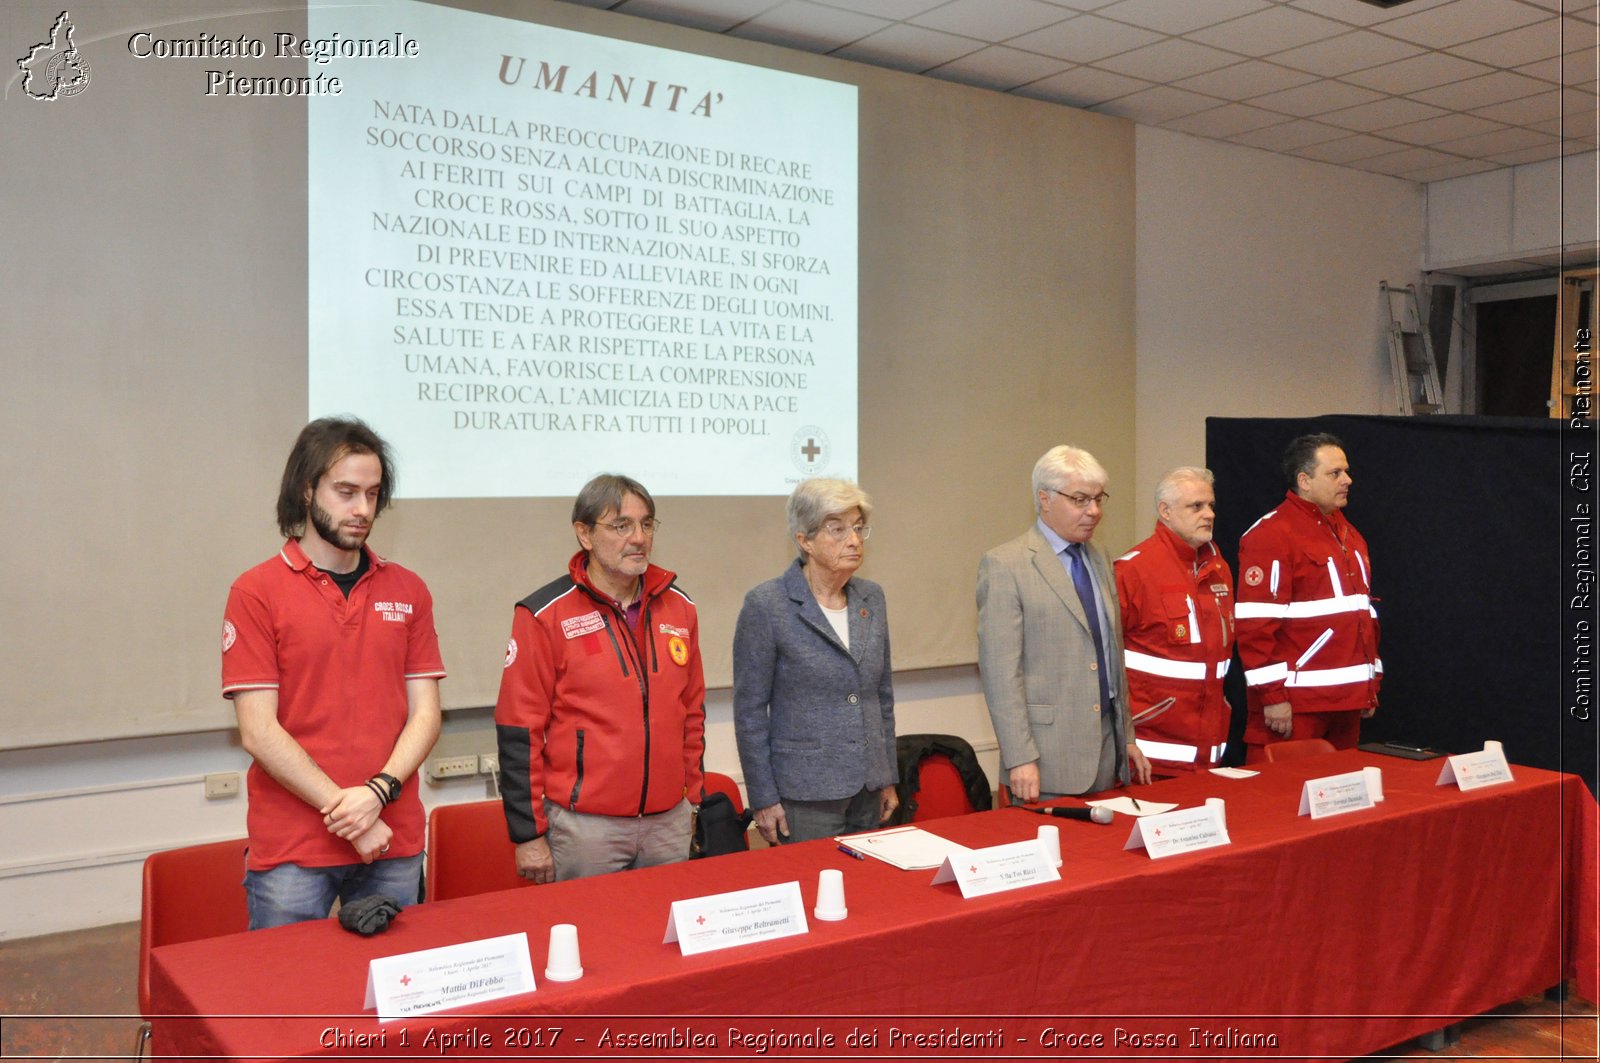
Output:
[222, 540, 445, 871]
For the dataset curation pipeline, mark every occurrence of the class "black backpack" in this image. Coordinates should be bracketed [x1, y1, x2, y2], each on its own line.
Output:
[692, 791, 753, 858]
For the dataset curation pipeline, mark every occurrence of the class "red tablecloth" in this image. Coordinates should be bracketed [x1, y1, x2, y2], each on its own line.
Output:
[148, 751, 1597, 1060]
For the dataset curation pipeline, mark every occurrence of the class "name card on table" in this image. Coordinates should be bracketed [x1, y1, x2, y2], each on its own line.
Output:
[1122, 805, 1230, 859]
[364, 932, 535, 1022]
[1298, 769, 1376, 819]
[663, 881, 807, 956]
[1437, 748, 1514, 791]
[929, 838, 1059, 898]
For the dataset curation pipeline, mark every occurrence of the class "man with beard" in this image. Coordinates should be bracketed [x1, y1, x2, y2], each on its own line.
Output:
[495, 473, 705, 883]
[221, 418, 445, 929]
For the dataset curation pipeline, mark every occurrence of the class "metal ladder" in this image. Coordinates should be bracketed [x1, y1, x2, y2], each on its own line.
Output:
[1381, 281, 1443, 415]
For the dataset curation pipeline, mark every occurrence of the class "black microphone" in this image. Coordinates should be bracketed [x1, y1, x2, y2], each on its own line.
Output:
[1020, 805, 1113, 824]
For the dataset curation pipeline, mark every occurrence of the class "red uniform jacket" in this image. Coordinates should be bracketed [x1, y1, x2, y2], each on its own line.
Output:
[494, 551, 706, 840]
[1115, 522, 1235, 770]
[1236, 492, 1381, 741]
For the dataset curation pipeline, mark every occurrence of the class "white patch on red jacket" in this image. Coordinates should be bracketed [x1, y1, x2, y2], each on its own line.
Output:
[560, 610, 605, 639]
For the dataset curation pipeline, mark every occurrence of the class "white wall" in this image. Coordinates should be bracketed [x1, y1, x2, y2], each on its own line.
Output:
[1, 124, 1436, 947]
[1425, 154, 1599, 271]
[1129, 127, 1425, 532]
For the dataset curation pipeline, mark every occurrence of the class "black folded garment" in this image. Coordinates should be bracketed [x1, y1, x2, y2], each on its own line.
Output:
[338, 894, 402, 935]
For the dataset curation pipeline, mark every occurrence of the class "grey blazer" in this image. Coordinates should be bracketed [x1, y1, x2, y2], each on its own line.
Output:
[732, 559, 897, 811]
[976, 525, 1132, 796]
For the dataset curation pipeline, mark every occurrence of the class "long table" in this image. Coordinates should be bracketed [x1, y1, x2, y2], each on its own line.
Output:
[149, 751, 1597, 1060]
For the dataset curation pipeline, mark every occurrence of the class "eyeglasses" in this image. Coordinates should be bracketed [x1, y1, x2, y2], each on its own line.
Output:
[1050, 489, 1110, 509]
[820, 522, 871, 541]
[594, 518, 660, 537]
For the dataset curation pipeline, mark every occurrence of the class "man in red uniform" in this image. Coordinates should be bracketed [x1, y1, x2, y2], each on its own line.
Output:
[222, 418, 445, 929]
[495, 474, 705, 883]
[1115, 467, 1235, 774]
[1236, 434, 1380, 761]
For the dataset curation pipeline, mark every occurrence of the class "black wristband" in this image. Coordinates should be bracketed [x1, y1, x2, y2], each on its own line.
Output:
[364, 779, 390, 806]
[372, 772, 403, 804]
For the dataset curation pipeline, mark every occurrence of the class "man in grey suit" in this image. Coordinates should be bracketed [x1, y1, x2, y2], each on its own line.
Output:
[978, 445, 1152, 801]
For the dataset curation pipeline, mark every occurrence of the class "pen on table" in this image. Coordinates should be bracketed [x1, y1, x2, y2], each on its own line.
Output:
[836, 843, 866, 861]
[1129, 795, 1143, 811]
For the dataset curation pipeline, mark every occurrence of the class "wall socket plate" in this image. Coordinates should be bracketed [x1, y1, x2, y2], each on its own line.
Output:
[204, 772, 241, 799]
[427, 754, 480, 780]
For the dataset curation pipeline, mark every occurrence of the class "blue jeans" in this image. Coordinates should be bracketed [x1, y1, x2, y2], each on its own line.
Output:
[243, 853, 424, 930]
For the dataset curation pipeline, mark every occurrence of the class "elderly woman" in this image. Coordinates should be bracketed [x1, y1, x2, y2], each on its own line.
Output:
[733, 479, 899, 845]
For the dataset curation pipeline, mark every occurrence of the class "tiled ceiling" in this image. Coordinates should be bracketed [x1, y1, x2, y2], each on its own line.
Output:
[559, 0, 1599, 183]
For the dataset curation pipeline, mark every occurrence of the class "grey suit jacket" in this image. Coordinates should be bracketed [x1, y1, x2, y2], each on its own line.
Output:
[976, 525, 1132, 796]
[732, 559, 897, 811]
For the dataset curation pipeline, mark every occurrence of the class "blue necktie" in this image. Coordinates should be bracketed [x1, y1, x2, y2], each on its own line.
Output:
[1066, 542, 1113, 713]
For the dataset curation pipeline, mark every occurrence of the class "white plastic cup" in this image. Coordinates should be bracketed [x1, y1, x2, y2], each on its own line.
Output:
[1205, 797, 1226, 831]
[1363, 765, 1384, 802]
[544, 922, 583, 982]
[1037, 824, 1062, 868]
[814, 868, 848, 921]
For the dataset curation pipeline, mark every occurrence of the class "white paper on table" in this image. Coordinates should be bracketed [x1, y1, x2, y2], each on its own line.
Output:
[1297, 769, 1375, 819]
[364, 932, 535, 1022]
[929, 838, 1059, 898]
[1087, 797, 1178, 817]
[1122, 805, 1230, 859]
[662, 881, 808, 956]
[837, 825, 971, 870]
[1209, 766, 1259, 779]
[1437, 748, 1514, 791]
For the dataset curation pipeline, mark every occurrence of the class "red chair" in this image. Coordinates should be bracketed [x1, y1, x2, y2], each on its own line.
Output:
[136, 838, 251, 1057]
[425, 800, 531, 902]
[702, 771, 745, 814]
[907, 754, 981, 820]
[892, 735, 993, 824]
[1264, 738, 1338, 763]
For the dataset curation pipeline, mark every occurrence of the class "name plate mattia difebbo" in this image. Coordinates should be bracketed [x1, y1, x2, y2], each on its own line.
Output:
[365, 932, 535, 1022]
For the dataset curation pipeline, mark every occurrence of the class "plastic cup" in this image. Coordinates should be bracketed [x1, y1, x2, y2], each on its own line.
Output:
[544, 922, 583, 982]
[814, 868, 848, 921]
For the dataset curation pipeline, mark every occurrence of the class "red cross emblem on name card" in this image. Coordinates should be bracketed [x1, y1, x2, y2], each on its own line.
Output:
[696, 915, 706, 926]
[399, 975, 411, 986]
[1317, 790, 1327, 800]
[1153, 828, 1162, 837]
[969, 865, 978, 874]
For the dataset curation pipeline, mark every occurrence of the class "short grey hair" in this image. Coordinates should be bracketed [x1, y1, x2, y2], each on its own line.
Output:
[788, 478, 872, 550]
[571, 473, 655, 526]
[1155, 466, 1214, 511]
[1031, 445, 1109, 513]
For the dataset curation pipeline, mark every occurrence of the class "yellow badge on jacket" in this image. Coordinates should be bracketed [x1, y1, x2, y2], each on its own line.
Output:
[668, 635, 689, 666]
